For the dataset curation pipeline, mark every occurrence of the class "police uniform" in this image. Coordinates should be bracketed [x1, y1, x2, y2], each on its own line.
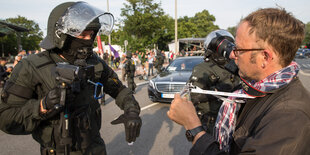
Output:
[154, 52, 164, 74]
[189, 30, 240, 135]
[124, 52, 136, 93]
[0, 63, 8, 88]
[0, 2, 141, 154]
[189, 57, 240, 134]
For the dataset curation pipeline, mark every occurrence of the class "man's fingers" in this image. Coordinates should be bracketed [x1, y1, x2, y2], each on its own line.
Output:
[174, 93, 181, 99]
[131, 124, 137, 142]
[129, 123, 134, 142]
[125, 127, 130, 142]
[167, 110, 176, 122]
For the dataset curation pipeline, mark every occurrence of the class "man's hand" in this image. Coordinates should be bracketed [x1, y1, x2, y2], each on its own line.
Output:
[167, 93, 202, 130]
[111, 111, 142, 143]
[6, 67, 12, 73]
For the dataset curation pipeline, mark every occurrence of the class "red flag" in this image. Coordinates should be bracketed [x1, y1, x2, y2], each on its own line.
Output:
[96, 35, 103, 55]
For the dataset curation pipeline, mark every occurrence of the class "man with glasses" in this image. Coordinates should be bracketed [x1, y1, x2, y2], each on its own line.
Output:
[168, 8, 310, 154]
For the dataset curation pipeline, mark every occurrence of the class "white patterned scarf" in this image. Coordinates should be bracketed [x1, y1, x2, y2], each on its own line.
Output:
[214, 61, 300, 151]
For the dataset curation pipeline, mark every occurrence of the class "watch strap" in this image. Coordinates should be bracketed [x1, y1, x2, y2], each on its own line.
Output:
[186, 126, 205, 142]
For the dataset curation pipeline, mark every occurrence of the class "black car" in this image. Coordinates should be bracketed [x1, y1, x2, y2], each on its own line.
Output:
[148, 56, 204, 103]
[295, 49, 310, 59]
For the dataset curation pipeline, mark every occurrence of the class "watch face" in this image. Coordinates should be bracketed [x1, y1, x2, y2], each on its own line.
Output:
[185, 130, 194, 141]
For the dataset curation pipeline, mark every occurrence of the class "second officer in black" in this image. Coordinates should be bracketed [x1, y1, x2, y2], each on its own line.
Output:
[124, 51, 136, 93]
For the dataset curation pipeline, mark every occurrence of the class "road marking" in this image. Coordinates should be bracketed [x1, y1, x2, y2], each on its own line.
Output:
[299, 70, 310, 76]
[141, 102, 159, 111]
[302, 64, 310, 68]
[112, 103, 160, 120]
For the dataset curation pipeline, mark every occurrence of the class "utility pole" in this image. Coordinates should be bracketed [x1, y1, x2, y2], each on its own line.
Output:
[107, 0, 111, 49]
[174, 0, 178, 55]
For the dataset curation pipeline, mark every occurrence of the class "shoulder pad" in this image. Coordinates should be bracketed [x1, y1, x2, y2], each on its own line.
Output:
[26, 51, 54, 68]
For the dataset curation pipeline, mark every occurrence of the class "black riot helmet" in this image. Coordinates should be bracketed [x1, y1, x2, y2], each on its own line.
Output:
[40, 1, 114, 50]
[204, 30, 239, 74]
[204, 30, 235, 60]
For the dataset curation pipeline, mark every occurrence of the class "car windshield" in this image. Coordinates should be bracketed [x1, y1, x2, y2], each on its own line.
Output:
[166, 57, 203, 72]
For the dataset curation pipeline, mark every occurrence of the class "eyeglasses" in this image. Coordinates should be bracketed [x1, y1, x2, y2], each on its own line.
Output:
[233, 47, 264, 57]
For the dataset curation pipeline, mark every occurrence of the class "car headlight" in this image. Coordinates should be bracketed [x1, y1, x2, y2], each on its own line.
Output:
[149, 80, 155, 89]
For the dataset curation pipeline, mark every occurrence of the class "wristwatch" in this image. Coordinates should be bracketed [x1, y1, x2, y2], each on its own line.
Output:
[185, 126, 205, 142]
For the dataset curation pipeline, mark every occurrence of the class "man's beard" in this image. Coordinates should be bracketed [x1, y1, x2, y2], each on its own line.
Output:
[238, 65, 259, 82]
[238, 52, 259, 81]
[238, 70, 252, 81]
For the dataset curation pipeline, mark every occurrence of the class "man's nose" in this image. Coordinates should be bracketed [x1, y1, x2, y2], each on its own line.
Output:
[229, 51, 237, 60]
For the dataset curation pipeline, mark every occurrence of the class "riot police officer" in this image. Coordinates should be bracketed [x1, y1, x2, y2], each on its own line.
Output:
[0, 2, 142, 154]
[124, 51, 136, 93]
[188, 30, 241, 134]
[154, 50, 164, 74]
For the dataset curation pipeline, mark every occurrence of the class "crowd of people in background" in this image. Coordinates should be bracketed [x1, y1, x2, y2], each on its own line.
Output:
[0, 46, 202, 86]
[1, 44, 307, 91]
[0, 49, 42, 88]
[97, 49, 175, 82]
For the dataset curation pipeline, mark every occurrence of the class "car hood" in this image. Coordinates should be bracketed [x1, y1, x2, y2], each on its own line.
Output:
[153, 71, 192, 83]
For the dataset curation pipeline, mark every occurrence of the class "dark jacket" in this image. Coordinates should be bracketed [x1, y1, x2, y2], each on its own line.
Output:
[0, 65, 8, 82]
[125, 58, 135, 77]
[189, 60, 240, 134]
[190, 77, 310, 155]
[0, 51, 140, 153]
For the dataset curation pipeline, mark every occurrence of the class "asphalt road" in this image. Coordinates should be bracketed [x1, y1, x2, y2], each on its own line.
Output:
[1, 58, 310, 155]
[295, 58, 310, 92]
[101, 84, 191, 155]
[0, 82, 191, 155]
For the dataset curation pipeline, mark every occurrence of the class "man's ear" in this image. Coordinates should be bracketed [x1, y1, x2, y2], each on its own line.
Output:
[261, 48, 280, 70]
[262, 49, 274, 63]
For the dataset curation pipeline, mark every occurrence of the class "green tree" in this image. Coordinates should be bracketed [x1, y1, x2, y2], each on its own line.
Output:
[178, 10, 219, 38]
[191, 10, 219, 37]
[227, 26, 236, 37]
[303, 22, 310, 47]
[100, 2, 219, 52]
[118, 0, 173, 52]
[0, 15, 43, 56]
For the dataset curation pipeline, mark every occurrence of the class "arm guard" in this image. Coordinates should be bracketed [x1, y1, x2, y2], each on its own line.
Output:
[0, 60, 43, 134]
[99, 59, 140, 113]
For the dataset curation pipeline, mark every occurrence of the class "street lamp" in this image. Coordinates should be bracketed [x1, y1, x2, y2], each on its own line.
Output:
[174, 0, 178, 54]
[107, 0, 111, 47]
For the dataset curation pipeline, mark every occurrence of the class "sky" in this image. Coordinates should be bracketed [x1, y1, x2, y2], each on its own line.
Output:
[1, 0, 310, 36]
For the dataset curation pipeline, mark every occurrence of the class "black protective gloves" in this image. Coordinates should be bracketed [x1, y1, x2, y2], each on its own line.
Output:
[40, 88, 63, 119]
[111, 111, 142, 143]
[42, 88, 61, 110]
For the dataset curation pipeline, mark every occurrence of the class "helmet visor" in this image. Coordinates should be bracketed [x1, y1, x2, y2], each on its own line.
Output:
[204, 30, 234, 50]
[55, 1, 114, 37]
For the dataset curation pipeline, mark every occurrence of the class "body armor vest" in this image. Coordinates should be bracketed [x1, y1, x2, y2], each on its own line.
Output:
[22, 51, 104, 152]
